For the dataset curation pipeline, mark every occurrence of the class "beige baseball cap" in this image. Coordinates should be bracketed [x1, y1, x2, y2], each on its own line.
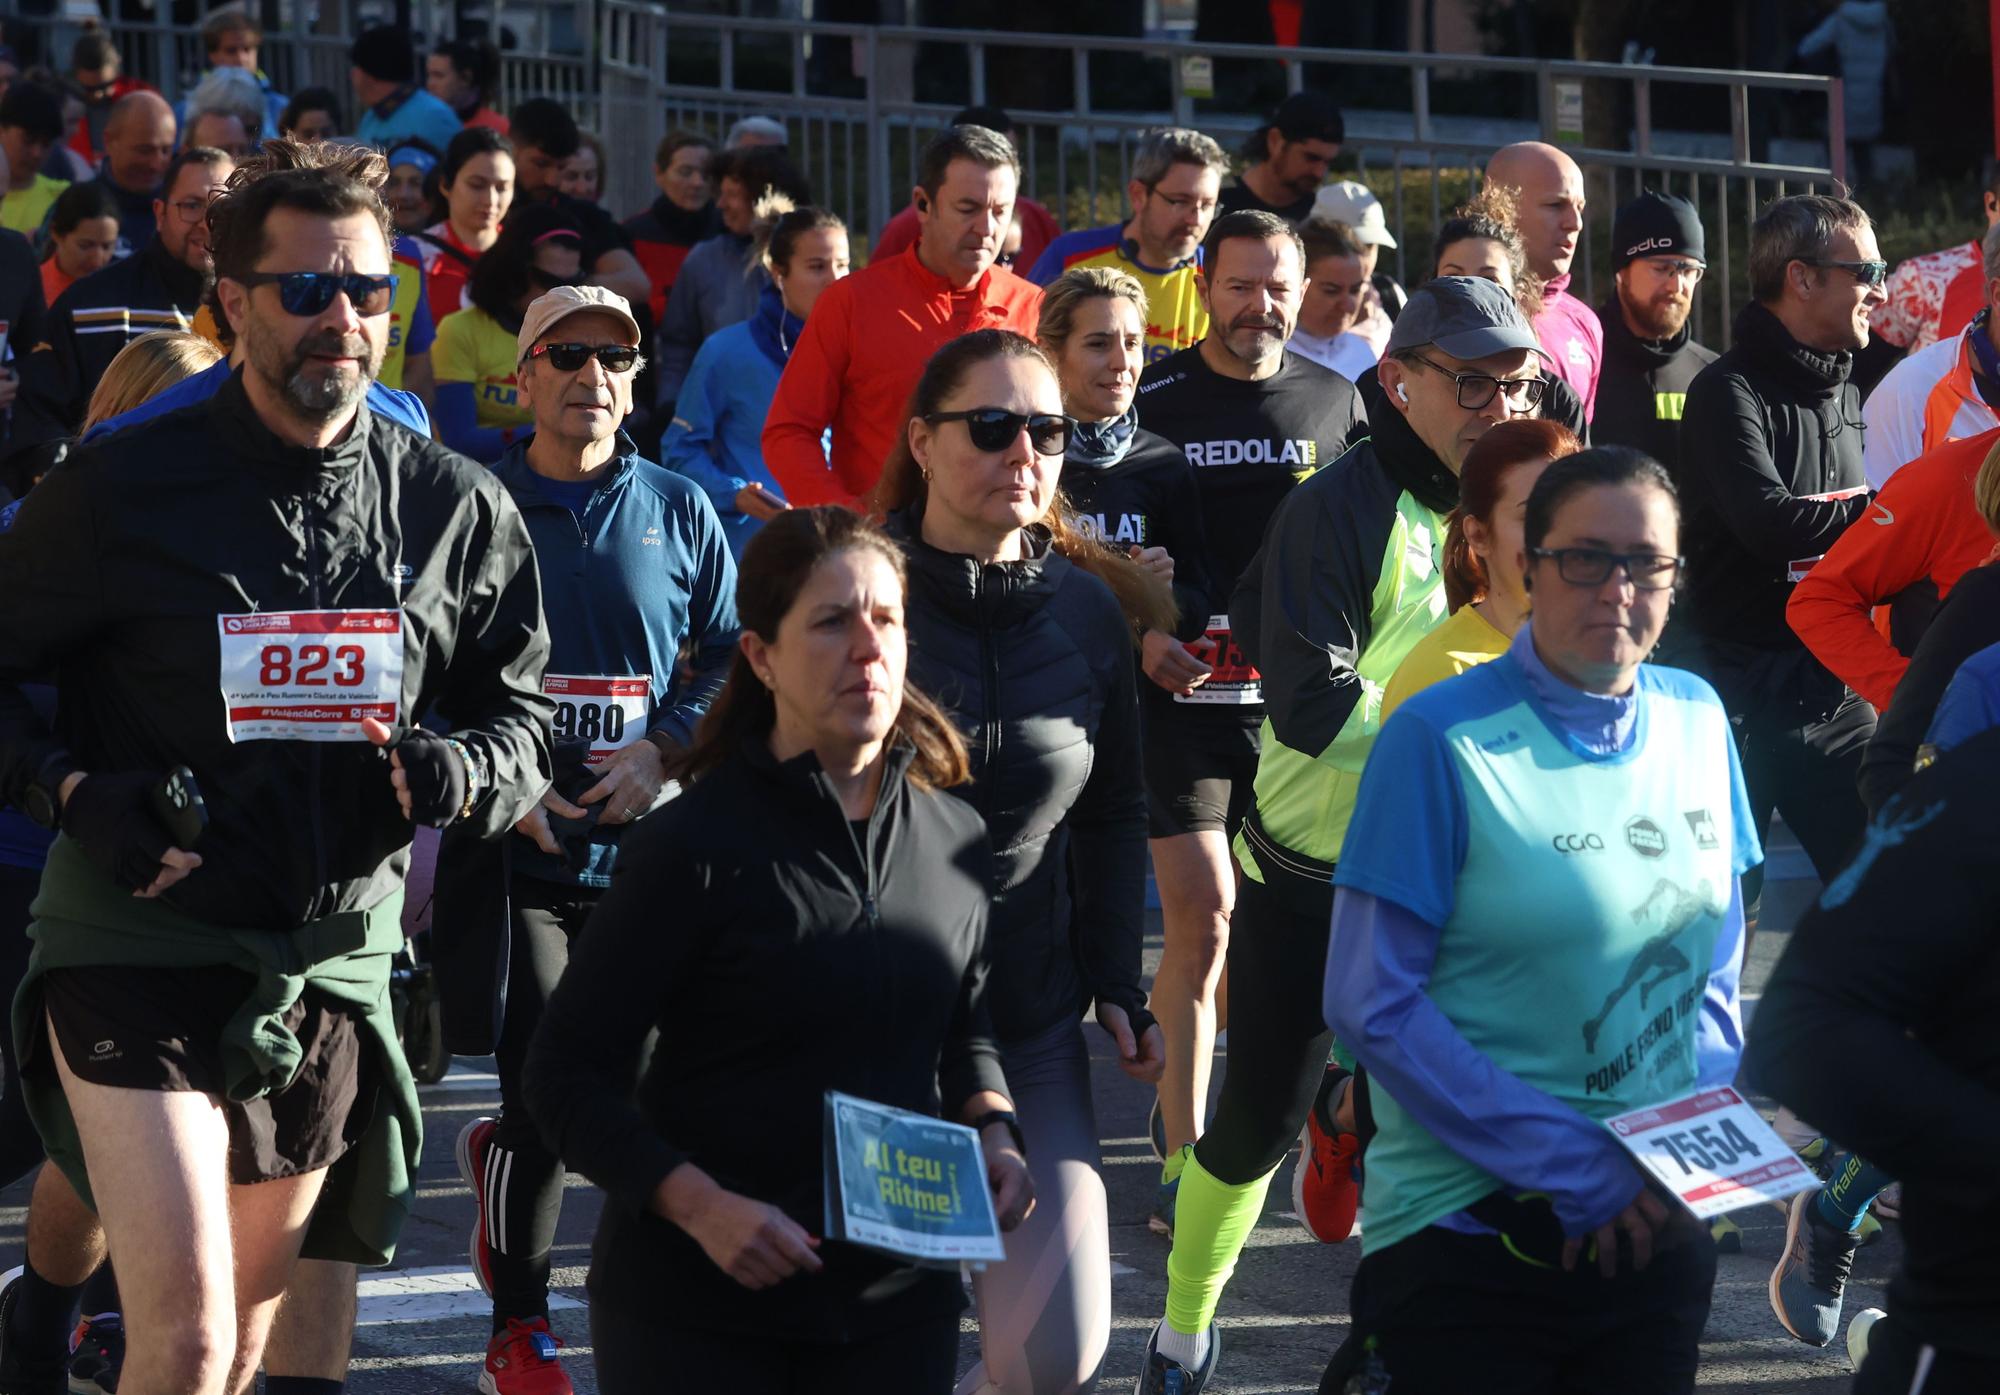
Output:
[516, 285, 643, 363]
[1310, 180, 1397, 248]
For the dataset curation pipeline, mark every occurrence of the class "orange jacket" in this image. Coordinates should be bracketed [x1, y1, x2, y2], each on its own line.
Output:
[762, 247, 1043, 509]
[1787, 427, 2000, 710]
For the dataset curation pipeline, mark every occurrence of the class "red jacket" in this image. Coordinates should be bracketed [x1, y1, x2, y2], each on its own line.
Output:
[1787, 426, 2000, 710]
[762, 247, 1043, 508]
[871, 197, 1060, 274]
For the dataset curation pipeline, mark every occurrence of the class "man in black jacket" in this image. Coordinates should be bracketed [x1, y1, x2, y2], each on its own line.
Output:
[1747, 728, 2000, 1390]
[0, 163, 551, 1394]
[18, 144, 230, 442]
[1668, 193, 1886, 922]
[1594, 190, 1718, 463]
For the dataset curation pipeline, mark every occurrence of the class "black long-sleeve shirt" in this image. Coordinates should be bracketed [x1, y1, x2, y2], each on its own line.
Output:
[1747, 727, 2000, 1357]
[1860, 560, 2000, 813]
[524, 737, 1005, 1339]
[890, 510, 1153, 1043]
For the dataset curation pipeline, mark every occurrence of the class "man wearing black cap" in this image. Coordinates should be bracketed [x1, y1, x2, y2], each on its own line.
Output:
[351, 25, 462, 156]
[1136, 274, 1548, 1395]
[1216, 92, 1342, 226]
[1594, 190, 1718, 463]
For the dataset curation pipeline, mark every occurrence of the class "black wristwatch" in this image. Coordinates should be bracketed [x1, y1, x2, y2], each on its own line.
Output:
[23, 753, 79, 831]
[971, 1109, 1027, 1159]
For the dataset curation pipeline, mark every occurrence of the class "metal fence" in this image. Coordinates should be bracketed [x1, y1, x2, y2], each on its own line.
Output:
[90, 3, 1848, 345]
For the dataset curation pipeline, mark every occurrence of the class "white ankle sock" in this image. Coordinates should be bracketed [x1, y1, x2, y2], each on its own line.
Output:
[1155, 1320, 1210, 1369]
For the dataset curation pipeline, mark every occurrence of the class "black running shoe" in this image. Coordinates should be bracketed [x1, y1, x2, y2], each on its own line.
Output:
[65, 1313, 122, 1395]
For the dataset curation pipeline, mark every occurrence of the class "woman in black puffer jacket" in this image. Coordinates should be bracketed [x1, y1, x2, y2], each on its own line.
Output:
[873, 328, 1174, 1394]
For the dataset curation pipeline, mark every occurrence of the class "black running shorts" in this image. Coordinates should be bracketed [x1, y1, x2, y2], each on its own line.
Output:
[1144, 716, 1260, 839]
[38, 963, 375, 1184]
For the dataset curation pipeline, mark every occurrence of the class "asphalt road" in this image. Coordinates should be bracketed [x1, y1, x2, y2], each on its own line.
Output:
[0, 835, 1892, 1394]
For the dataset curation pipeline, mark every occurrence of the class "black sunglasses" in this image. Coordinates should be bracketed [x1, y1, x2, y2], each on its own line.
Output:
[526, 341, 642, 373]
[924, 408, 1072, 456]
[234, 271, 396, 317]
[1408, 352, 1548, 412]
[1805, 258, 1889, 289]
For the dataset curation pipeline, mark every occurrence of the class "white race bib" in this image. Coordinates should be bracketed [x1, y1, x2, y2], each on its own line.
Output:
[217, 609, 404, 742]
[545, 674, 652, 765]
[1173, 614, 1262, 705]
[1605, 1086, 1818, 1219]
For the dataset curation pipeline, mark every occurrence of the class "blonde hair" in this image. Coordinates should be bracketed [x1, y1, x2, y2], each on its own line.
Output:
[80, 331, 226, 436]
[1976, 436, 2000, 539]
[1036, 265, 1149, 359]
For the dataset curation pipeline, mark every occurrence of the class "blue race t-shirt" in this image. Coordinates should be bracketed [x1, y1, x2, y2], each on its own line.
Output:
[1334, 650, 1759, 1251]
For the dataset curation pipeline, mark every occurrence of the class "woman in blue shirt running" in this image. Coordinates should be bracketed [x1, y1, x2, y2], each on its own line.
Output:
[1323, 448, 1761, 1395]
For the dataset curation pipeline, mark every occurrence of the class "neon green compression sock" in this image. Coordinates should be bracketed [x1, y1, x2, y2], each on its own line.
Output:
[1162, 1148, 1281, 1335]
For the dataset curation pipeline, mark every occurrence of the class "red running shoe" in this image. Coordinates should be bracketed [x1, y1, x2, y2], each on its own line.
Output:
[457, 1116, 499, 1298]
[479, 1317, 573, 1395]
[1291, 1073, 1361, 1243]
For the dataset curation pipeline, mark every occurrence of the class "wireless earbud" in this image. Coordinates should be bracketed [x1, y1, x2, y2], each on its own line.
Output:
[1396, 384, 1409, 403]
[915, 195, 929, 213]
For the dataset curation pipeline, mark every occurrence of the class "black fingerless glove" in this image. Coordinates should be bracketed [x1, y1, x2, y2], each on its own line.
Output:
[63, 772, 176, 893]
[383, 727, 468, 828]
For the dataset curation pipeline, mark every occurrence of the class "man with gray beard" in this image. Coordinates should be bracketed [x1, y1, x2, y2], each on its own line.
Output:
[0, 162, 550, 1395]
[1593, 190, 1719, 463]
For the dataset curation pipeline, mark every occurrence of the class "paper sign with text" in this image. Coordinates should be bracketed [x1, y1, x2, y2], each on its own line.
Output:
[823, 1092, 1005, 1270]
[1605, 1086, 1818, 1220]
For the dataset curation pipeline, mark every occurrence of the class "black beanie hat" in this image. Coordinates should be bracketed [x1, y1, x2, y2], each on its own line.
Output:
[351, 26, 415, 85]
[1612, 189, 1705, 270]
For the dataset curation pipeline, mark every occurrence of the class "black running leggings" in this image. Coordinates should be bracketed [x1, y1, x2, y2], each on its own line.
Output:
[1191, 871, 1336, 1185]
[592, 1316, 960, 1395]
[487, 877, 599, 1326]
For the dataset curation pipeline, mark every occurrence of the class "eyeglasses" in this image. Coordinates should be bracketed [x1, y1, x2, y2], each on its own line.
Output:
[1407, 353, 1547, 412]
[232, 271, 396, 317]
[924, 408, 1073, 456]
[166, 197, 210, 225]
[1806, 258, 1889, 289]
[526, 341, 642, 373]
[1147, 188, 1220, 218]
[1528, 547, 1684, 590]
[1636, 257, 1705, 280]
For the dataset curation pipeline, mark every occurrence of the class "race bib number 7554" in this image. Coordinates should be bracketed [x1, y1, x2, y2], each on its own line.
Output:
[218, 609, 404, 742]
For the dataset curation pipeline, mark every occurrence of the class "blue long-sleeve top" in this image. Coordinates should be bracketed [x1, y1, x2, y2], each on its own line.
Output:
[493, 434, 740, 887]
[660, 284, 803, 560]
[1325, 623, 1751, 1239]
[1922, 638, 2000, 756]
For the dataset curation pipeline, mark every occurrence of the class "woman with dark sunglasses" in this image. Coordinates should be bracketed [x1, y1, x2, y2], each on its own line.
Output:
[433, 203, 585, 461]
[871, 328, 1171, 1393]
[1323, 449, 1756, 1394]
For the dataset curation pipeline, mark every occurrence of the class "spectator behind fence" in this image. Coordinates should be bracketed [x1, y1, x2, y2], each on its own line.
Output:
[1027, 126, 1226, 364]
[20, 145, 231, 445]
[1871, 159, 2000, 357]
[872, 106, 1059, 270]
[1487, 141, 1601, 420]
[664, 202, 850, 557]
[0, 80, 66, 235]
[1662, 192, 1884, 947]
[416, 127, 514, 320]
[83, 90, 174, 256]
[278, 85, 343, 143]
[1432, 190, 1588, 440]
[1592, 189, 1717, 465]
[723, 114, 787, 150]
[1217, 91, 1342, 225]
[384, 139, 440, 235]
[183, 7, 287, 142]
[352, 24, 463, 156]
[560, 129, 603, 205]
[428, 36, 509, 135]
[625, 131, 718, 329]
[763, 124, 1042, 509]
[1860, 219, 2000, 490]
[654, 146, 811, 408]
[67, 31, 154, 169]
[183, 65, 265, 161]
[1289, 218, 1377, 380]
[432, 201, 584, 461]
[505, 97, 648, 308]
[36, 179, 118, 305]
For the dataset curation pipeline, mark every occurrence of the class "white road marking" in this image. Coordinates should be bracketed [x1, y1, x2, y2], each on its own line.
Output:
[355, 1265, 584, 1326]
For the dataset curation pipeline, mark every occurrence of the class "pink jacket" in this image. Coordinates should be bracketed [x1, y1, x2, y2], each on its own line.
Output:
[1535, 276, 1604, 422]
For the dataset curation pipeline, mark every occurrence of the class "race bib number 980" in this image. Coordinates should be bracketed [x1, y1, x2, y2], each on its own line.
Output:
[218, 610, 404, 742]
[545, 674, 652, 764]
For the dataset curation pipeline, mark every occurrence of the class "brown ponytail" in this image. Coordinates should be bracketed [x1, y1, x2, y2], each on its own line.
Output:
[871, 328, 1178, 638]
[1442, 418, 1583, 612]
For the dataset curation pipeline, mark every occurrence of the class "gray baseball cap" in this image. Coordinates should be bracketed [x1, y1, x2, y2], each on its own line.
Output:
[1386, 275, 1551, 363]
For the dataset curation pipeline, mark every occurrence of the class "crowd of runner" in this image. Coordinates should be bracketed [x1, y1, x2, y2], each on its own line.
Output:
[0, 10, 1995, 1395]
